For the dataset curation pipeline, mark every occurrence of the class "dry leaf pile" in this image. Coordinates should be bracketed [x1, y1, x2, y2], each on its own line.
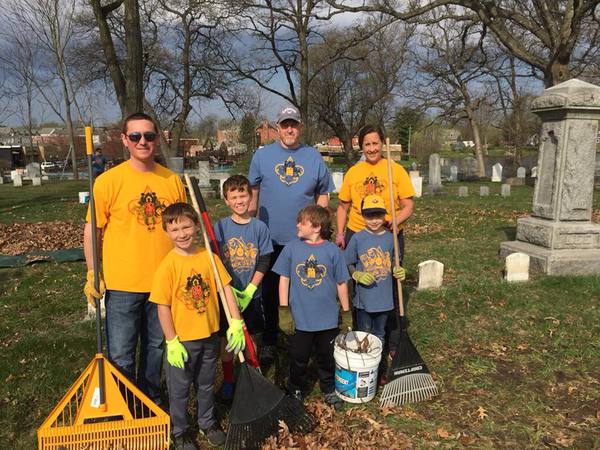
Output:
[262, 402, 412, 450]
[0, 221, 82, 255]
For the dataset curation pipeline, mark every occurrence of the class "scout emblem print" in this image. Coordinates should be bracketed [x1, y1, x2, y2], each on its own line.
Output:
[129, 186, 168, 231]
[223, 237, 258, 273]
[295, 254, 327, 289]
[275, 156, 304, 185]
[356, 173, 384, 197]
[180, 269, 211, 314]
[359, 246, 391, 281]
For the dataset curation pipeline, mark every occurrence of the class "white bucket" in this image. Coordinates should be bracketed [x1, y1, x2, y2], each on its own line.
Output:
[78, 191, 89, 204]
[334, 331, 382, 403]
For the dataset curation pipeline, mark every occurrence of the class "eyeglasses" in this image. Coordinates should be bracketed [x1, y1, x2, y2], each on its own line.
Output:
[127, 132, 158, 142]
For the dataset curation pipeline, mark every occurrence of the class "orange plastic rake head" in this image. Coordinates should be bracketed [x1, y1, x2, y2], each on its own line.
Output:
[38, 354, 169, 450]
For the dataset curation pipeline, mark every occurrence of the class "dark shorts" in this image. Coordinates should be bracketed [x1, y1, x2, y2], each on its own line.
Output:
[218, 296, 265, 337]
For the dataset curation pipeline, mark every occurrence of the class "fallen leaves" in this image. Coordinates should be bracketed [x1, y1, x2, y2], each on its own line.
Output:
[0, 221, 82, 255]
[476, 406, 488, 421]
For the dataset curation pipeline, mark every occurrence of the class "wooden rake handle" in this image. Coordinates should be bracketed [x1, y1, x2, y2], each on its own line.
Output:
[184, 174, 246, 364]
[385, 138, 405, 317]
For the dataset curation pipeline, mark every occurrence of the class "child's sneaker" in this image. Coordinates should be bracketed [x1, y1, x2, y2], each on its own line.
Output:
[172, 433, 198, 450]
[218, 381, 234, 402]
[199, 424, 226, 447]
[323, 392, 344, 410]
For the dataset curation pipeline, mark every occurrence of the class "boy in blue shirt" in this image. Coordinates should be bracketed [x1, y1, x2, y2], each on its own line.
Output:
[344, 195, 406, 365]
[213, 175, 273, 400]
[273, 205, 350, 410]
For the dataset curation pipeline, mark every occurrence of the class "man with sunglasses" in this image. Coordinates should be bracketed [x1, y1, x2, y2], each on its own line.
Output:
[83, 112, 186, 407]
[248, 105, 334, 365]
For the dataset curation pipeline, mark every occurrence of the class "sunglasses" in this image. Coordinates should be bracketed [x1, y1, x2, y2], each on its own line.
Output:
[127, 132, 158, 142]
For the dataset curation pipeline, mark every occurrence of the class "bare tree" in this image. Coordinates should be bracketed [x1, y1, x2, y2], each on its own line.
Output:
[412, 15, 489, 176]
[328, 0, 600, 87]
[309, 20, 412, 165]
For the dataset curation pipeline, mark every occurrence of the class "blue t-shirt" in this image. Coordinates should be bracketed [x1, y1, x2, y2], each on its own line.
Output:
[272, 239, 349, 332]
[248, 142, 334, 245]
[345, 230, 395, 312]
[213, 217, 273, 300]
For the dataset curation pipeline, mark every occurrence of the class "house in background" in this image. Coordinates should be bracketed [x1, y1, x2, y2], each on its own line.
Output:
[255, 120, 278, 146]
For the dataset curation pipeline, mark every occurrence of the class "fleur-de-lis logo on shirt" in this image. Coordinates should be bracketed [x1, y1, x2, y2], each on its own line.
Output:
[179, 269, 210, 314]
[355, 173, 385, 198]
[224, 237, 258, 273]
[275, 156, 304, 185]
[295, 254, 327, 289]
[359, 246, 391, 281]
[128, 186, 168, 231]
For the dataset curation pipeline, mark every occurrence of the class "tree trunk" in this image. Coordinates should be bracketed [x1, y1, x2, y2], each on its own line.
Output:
[124, 0, 144, 114]
[466, 108, 485, 178]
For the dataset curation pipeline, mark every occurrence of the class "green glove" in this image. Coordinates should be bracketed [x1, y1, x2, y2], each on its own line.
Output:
[226, 319, 246, 354]
[393, 266, 406, 281]
[231, 283, 257, 312]
[84, 269, 106, 307]
[279, 306, 295, 334]
[165, 336, 188, 369]
[352, 271, 375, 286]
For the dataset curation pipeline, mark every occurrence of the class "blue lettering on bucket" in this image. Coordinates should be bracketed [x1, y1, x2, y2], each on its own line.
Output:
[335, 366, 357, 398]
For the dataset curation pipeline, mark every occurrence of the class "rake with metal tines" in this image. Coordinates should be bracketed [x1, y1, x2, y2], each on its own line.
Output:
[379, 138, 438, 407]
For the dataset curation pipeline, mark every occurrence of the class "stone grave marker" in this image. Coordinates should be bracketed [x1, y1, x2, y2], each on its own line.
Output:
[428, 153, 442, 193]
[26, 162, 41, 179]
[501, 184, 511, 197]
[531, 166, 537, 178]
[504, 252, 530, 282]
[517, 167, 526, 178]
[418, 260, 444, 290]
[500, 79, 600, 275]
[480, 186, 489, 196]
[32, 177, 42, 186]
[450, 165, 458, 182]
[332, 172, 344, 193]
[410, 174, 422, 198]
[492, 163, 503, 182]
[409, 170, 419, 178]
[13, 173, 22, 187]
[458, 186, 468, 197]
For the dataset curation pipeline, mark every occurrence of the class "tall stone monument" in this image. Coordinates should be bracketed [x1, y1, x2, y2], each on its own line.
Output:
[500, 79, 600, 275]
[427, 153, 442, 193]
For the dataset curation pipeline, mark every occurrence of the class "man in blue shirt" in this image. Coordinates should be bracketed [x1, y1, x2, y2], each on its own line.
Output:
[248, 105, 334, 364]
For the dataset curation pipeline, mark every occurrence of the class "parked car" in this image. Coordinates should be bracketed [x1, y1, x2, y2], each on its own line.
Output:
[41, 161, 59, 171]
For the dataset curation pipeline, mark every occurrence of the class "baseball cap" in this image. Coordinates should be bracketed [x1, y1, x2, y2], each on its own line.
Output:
[361, 194, 387, 215]
[276, 105, 302, 124]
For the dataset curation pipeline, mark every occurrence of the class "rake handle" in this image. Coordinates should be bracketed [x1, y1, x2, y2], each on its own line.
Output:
[191, 177, 260, 369]
[385, 138, 405, 318]
[185, 174, 246, 364]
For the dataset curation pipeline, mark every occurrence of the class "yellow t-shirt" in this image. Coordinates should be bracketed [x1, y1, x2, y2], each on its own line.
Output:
[149, 248, 232, 341]
[338, 159, 415, 232]
[87, 161, 186, 292]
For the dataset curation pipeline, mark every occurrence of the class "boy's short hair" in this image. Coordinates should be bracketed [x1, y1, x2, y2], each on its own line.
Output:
[122, 112, 159, 134]
[161, 202, 200, 230]
[297, 205, 332, 240]
[222, 174, 251, 198]
[361, 194, 387, 216]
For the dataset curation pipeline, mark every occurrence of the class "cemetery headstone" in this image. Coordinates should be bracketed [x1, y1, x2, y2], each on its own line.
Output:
[418, 260, 444, 290]
[13, 173, 22, 187]
[492, 163, 503, 182]
[410, 175, 423, 198]
[480, 186, 489, 196]
[167, 157, 184, 174]
[458, 186, 468, 197]
[0, 175, 4, 185]
[500, 79, 600, 275]
[517, 167, 526, 178]
[332, 172, 344, 193]
[450, 165, 458, 182]
[32, 177, 42, 186]
[501, 184, 511, 197]
[26, 162, 41, 179]
[409, 170, 419, 178]
[504, 252, 530, 282]
[531, 166, 537, 178]
[428, 153, 442, 193]
[197, 160, 211, 187]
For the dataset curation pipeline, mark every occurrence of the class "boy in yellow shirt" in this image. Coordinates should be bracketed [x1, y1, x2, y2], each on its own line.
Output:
[150, 202, 245, 449]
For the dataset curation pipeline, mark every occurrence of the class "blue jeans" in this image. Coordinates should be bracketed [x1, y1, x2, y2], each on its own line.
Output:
[356, 309, 389, 346]
[105, 290, 164, 404]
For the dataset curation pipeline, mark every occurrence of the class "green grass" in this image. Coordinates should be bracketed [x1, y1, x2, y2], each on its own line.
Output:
[1, 181, 599, 448]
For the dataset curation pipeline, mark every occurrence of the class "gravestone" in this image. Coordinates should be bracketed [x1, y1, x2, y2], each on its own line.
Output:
[458, 186, 468, 197]
[196, 160, 215, 198]
[409, 170, 419, 178]
[417, 260, 444, 290]
[517, 167, 526, 178]
[32, 177, 41, 186]
[428, 153, 442, 193]
[13, 173, 22, 187]
[450, 165, 458, 182]
[504, 252, 530, 282]
[531, 166, 538, 178]
[500, 79, 600, 275]
[410, 173, 423, 198]
[167, 157, 184, 174]
[0, 176, 3, 184]
[501, 184, 511, 197]
[492, 163, 503, 182]
[332, 172, 344, 193]
[26, 162, 41, 179]
[480, 186, 489, 196]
